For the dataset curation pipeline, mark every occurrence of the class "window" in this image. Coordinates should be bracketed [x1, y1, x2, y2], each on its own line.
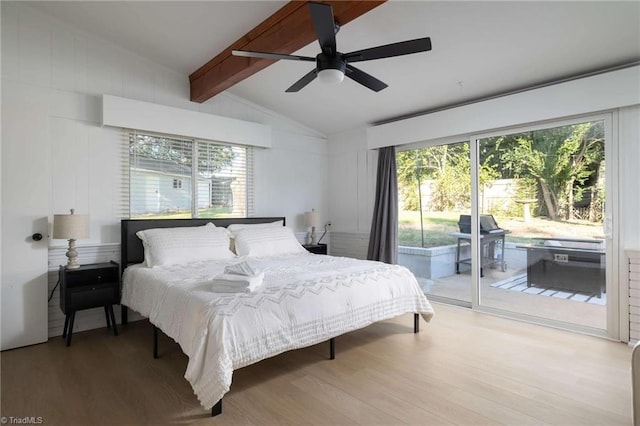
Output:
[128, 131, 253, 219]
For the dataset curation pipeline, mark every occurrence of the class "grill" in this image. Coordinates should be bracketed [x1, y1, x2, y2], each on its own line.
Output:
[457, 214, 504, 234]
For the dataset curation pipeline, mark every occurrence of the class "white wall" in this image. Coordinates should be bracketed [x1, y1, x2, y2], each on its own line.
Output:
[327, 128, 376, 259]
[619, 105, 640, 251]
[254, 128, 328, 230]
[1, 2, 329, 339]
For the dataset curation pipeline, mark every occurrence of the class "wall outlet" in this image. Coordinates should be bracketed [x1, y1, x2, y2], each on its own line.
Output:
[554, 253, 569, 262]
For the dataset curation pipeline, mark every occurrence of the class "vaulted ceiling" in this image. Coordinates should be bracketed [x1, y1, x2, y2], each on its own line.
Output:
[27, 1, 640, 136]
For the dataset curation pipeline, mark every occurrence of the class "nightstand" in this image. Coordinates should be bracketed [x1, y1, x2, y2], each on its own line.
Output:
[303, 243, 327, 255]
[59, 261, 120, 346]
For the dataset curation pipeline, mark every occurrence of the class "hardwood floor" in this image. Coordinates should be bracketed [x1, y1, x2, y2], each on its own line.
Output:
[1, 303, 632, 425]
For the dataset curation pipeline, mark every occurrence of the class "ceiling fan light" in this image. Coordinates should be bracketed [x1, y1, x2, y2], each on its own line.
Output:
[317, 68, 345, 84]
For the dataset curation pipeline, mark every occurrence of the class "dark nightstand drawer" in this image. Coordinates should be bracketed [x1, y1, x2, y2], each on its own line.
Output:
[69, 283, 119, 310]
[65, 265, 118, 288]
[59, 261, 120, 346]
[303, 244, 327, 255]
[60, 262, 120, 314]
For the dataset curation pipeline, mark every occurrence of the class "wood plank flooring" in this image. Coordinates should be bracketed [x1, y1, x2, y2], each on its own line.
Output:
[0, 303, 632, 425]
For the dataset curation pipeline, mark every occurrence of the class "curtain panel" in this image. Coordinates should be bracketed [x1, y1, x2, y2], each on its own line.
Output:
[367, 146, 398, 264]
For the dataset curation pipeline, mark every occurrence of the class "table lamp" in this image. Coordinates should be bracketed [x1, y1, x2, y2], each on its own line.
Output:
[53, 208, 89, 269]
[304, 209, 319, 245]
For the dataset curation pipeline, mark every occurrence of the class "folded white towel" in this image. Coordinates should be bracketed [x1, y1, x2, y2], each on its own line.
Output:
[211, 272, 265, 293]
[224, 260, 260, 276]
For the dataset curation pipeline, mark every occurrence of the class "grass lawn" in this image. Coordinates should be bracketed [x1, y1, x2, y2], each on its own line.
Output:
[399, 210, 604, 248]
[132, 207, 233, 219]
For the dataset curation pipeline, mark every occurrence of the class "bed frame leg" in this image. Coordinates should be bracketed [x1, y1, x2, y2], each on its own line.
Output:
[153, 325, 159, 359]
[329, 338, 335, 360]
[211, 399, 222, 416]
[121, 305, 128, 325]
[414, 313, 420, 333]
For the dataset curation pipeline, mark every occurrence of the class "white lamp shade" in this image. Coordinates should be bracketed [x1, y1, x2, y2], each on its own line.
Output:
[53, 212, 89, 240]
[317, 68, 345, 84]
[304, 211, 319, 227]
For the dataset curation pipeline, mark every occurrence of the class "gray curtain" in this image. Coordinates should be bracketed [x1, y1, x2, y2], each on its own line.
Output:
[367, 146, 398, 264]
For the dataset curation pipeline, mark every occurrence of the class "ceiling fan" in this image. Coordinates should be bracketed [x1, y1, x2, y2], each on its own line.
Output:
[232, 2, 432, 93]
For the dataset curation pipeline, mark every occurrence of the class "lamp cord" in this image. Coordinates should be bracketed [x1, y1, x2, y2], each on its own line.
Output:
[318, 224, 328, 244]
[48, 278, 60, 303]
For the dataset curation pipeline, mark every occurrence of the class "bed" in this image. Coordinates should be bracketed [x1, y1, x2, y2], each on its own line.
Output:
[120, 217, 434, 416]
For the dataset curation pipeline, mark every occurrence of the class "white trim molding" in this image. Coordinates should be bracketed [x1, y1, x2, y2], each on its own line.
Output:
[367, 65, 640, 149]
[102, 95, 272, 148]
[628, 249, 640, 344]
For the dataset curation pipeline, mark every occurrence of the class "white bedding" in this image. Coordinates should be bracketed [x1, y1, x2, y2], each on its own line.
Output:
[122, 252, 434, 409]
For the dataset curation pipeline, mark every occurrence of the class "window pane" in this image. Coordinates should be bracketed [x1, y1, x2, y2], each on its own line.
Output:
[129, 133, 192, 219]
[397, 142, 472, 304]
[196, 142, 248, 218]
[477, 120, 606, 330]
[397, 142, 470, 248]
[127, 131, 253, 219]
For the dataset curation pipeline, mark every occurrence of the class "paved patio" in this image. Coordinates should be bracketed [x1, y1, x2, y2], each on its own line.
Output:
[401, 250, 607, 330]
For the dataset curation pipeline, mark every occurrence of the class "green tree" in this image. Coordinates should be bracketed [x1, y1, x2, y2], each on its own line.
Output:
[495, 122, 604, 220]
[428, 144, 472, 211]
[130, 133, 236, 177]
[397, 145, 467, 211]
[397, 150, 426, 211]
[397, 143, 499, 212]
[397, 121, 604, 222]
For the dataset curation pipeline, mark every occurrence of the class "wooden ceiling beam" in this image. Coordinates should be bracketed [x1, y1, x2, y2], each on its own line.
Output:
[189, 1, 386, 103]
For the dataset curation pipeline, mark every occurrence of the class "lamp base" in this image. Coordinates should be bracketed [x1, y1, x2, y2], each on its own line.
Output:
[65, 238, 80, 269]
[310, 227, 317, 245]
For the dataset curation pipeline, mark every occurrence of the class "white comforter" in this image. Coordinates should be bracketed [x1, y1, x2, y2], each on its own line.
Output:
[122, 253, 434, 409]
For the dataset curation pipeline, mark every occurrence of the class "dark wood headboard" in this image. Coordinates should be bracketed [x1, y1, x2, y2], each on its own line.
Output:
[120, 217, 286, 268]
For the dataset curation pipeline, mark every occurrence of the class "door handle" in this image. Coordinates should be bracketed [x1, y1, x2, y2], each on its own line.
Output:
[31, 233, 43, 241]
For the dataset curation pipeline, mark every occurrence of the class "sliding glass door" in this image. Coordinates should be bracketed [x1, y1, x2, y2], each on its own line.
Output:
[398, 113, 615, 335]
[473, 115, 612, 333]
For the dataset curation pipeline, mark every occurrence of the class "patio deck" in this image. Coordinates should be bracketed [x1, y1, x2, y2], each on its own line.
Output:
[400, 245, 606, 330]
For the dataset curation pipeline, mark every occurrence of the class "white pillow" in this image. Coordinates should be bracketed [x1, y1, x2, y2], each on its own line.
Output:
[227, 220, 284, 253]
[227, 220, 284, 237]
[233, 226, 306, 257]
[136, 224, 234, 267]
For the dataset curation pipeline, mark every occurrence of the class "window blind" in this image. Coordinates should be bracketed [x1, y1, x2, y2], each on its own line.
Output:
[126, 130, 254, 219]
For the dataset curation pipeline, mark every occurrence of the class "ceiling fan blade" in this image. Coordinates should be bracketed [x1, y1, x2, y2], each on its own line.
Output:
[285, 69, 318, 92]
[344, 37, 432, 63]
[345, 65, 388, 92]
[232, 50, 315, 62]
[308, 2, 337, 56]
